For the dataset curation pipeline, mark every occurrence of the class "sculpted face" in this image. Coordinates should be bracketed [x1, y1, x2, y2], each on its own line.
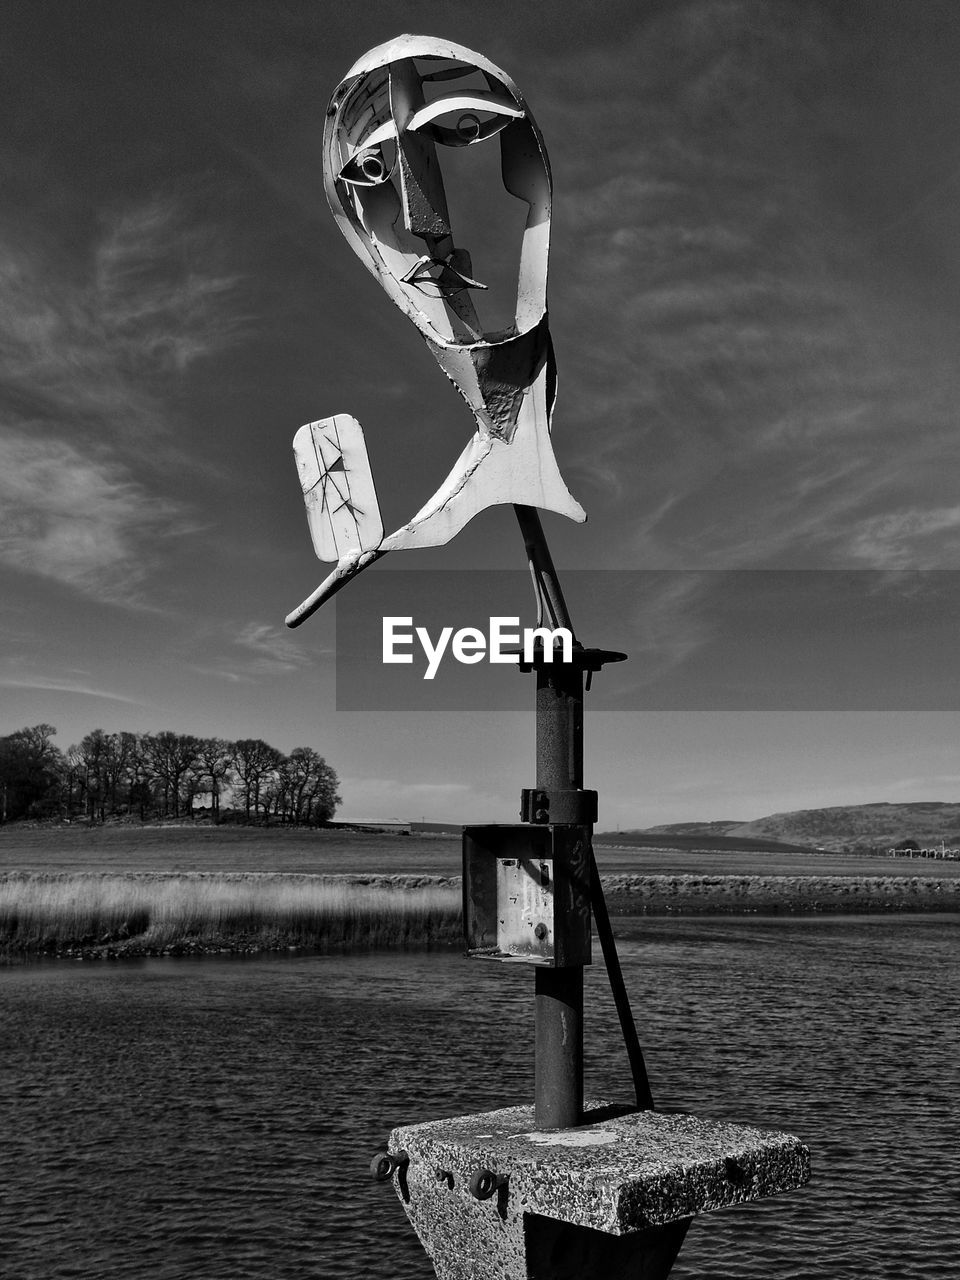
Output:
[286, 37, 583, 628]
[323, 35, 551, 356]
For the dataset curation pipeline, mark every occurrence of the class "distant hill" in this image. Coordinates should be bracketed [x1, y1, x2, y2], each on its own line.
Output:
[729, 802, 960, 850]
[611, 802, 960, 852]
[641, 820, 746, 837]
[594, 830, 815, 854]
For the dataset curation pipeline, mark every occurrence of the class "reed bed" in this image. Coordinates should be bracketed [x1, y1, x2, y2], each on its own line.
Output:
[0, 872, 462, 956]
[4, 868, 955, 960]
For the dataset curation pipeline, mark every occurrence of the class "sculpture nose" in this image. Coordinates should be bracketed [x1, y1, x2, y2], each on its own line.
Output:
[389, 57, 452, 243]
[397, 132, 451, 241]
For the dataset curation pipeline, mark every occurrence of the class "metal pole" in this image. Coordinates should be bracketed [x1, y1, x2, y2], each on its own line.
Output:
[516, 505, 647, 1126]
[534, 655, 584, 1130]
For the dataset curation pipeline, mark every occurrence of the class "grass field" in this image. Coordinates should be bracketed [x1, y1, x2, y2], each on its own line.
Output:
[4, 821, 960, 879]
[0, 824, 464, 876]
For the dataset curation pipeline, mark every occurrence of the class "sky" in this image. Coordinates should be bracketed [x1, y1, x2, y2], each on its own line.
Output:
[3, 0, 960, 828]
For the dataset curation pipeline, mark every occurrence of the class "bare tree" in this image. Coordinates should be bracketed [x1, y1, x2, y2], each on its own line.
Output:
[72, 729, 112, 821]
[142, 732, 201, 819]
[280, 747, 340, 825]
[0, 724, 64, 821]
[195, 737, 234, 820]
[0, 723, 340, 828]
[231, 739, 283, 820]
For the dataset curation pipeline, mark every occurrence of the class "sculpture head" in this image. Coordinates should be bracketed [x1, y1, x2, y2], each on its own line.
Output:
[323, 35, 552, 396]
[286, 37, 584, 628]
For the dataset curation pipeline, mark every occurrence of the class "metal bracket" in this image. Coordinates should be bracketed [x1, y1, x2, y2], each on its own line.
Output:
[521, 788, 598, 825]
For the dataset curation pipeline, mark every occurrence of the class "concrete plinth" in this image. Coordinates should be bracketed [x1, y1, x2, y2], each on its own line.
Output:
[386, 1100, 810, 1280]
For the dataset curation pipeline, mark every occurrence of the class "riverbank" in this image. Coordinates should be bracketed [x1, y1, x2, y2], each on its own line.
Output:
[2, 869, 958, 960]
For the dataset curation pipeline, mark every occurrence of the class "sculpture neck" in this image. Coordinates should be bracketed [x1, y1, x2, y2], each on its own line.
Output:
[424, 314, 553, 442]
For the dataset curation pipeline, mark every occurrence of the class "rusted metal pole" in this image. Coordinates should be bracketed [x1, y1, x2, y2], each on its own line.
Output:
[515, 505, 586, 1129]
[534, 644, 585, 1130]
[516, 505, 649, 1127]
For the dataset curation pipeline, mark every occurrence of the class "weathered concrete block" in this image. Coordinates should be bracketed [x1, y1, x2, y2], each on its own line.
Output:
[386, 1100, 809, 1280]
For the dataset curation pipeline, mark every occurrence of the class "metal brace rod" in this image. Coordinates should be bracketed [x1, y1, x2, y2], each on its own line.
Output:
[589, 845, 655, 1110]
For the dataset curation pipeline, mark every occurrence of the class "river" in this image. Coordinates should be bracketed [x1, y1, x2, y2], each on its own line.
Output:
[2, 914, 958, 1279]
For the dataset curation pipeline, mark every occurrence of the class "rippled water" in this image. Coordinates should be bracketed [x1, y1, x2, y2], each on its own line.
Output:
[2, 915, 958, 1279]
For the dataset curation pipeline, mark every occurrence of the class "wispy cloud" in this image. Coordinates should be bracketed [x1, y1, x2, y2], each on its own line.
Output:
[846, 507, 960, 569]
[617, 571, 716, 687]
[94, 197, 247, 375]
[535, 1, 960, 572]
[194, 621, 317, 681]
[0, 675, 143, 706]
[591, 567, 960, 711]
[0, 193, 247, 604]
[0, 195, 244, 439]
[0, 428, 182, 601]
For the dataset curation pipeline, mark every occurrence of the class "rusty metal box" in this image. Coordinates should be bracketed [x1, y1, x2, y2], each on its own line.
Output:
[462, 824, 592, 967]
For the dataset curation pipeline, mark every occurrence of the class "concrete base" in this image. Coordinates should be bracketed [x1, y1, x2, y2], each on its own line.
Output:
[386, 1100, 810, 1280]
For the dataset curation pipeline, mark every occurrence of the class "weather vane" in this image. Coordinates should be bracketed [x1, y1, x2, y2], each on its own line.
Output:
[285, 35, 809, 1280]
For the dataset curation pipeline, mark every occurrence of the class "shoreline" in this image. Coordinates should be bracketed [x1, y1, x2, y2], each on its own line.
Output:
[2, 870, 958, 962]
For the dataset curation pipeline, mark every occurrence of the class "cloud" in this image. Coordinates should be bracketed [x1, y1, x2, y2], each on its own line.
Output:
[846, 507, 960, 569]
[0, 428, 182, 602]
[617, 571, 717, 687]
[0, 675, 143, 706]
[94, 197, 248, 374]
[0, 194, 245, 440]
[0, 192, 249, 605]
[531, 1, 960, 572]
[196, 621, 317, 680]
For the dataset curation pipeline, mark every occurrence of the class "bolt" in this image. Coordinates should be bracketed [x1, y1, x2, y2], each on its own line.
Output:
[468, 1168, 503, 1201]
[534, 923, 549, 941]
[371, 1149, 409, 1182]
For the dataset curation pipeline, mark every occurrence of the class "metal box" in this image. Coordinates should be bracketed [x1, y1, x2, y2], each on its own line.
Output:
[462, 824, 592, 967]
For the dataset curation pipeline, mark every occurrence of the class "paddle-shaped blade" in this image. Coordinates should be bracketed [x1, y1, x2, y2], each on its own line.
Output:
[293, 415, 383, 562]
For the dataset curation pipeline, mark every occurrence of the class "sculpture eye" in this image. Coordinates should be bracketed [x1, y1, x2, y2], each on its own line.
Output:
[407, 95, 523, 148]
[338, 140, 397, 187]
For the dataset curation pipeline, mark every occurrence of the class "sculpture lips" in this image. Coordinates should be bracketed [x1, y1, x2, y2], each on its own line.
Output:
[401, 254, 488, 296]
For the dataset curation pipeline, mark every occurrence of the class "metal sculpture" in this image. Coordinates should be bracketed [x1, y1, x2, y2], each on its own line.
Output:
[286, 35, 810, 1280]
[287, 33, 583, 628]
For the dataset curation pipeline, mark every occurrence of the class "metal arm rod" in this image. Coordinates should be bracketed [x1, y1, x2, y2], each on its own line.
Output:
[513, 505, 577, 639]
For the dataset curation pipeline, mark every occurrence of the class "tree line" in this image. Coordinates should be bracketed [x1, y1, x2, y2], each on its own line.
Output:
[0, 724, 340, 826]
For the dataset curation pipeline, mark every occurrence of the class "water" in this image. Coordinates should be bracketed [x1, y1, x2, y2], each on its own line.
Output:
[2, 915, 958, 1279]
